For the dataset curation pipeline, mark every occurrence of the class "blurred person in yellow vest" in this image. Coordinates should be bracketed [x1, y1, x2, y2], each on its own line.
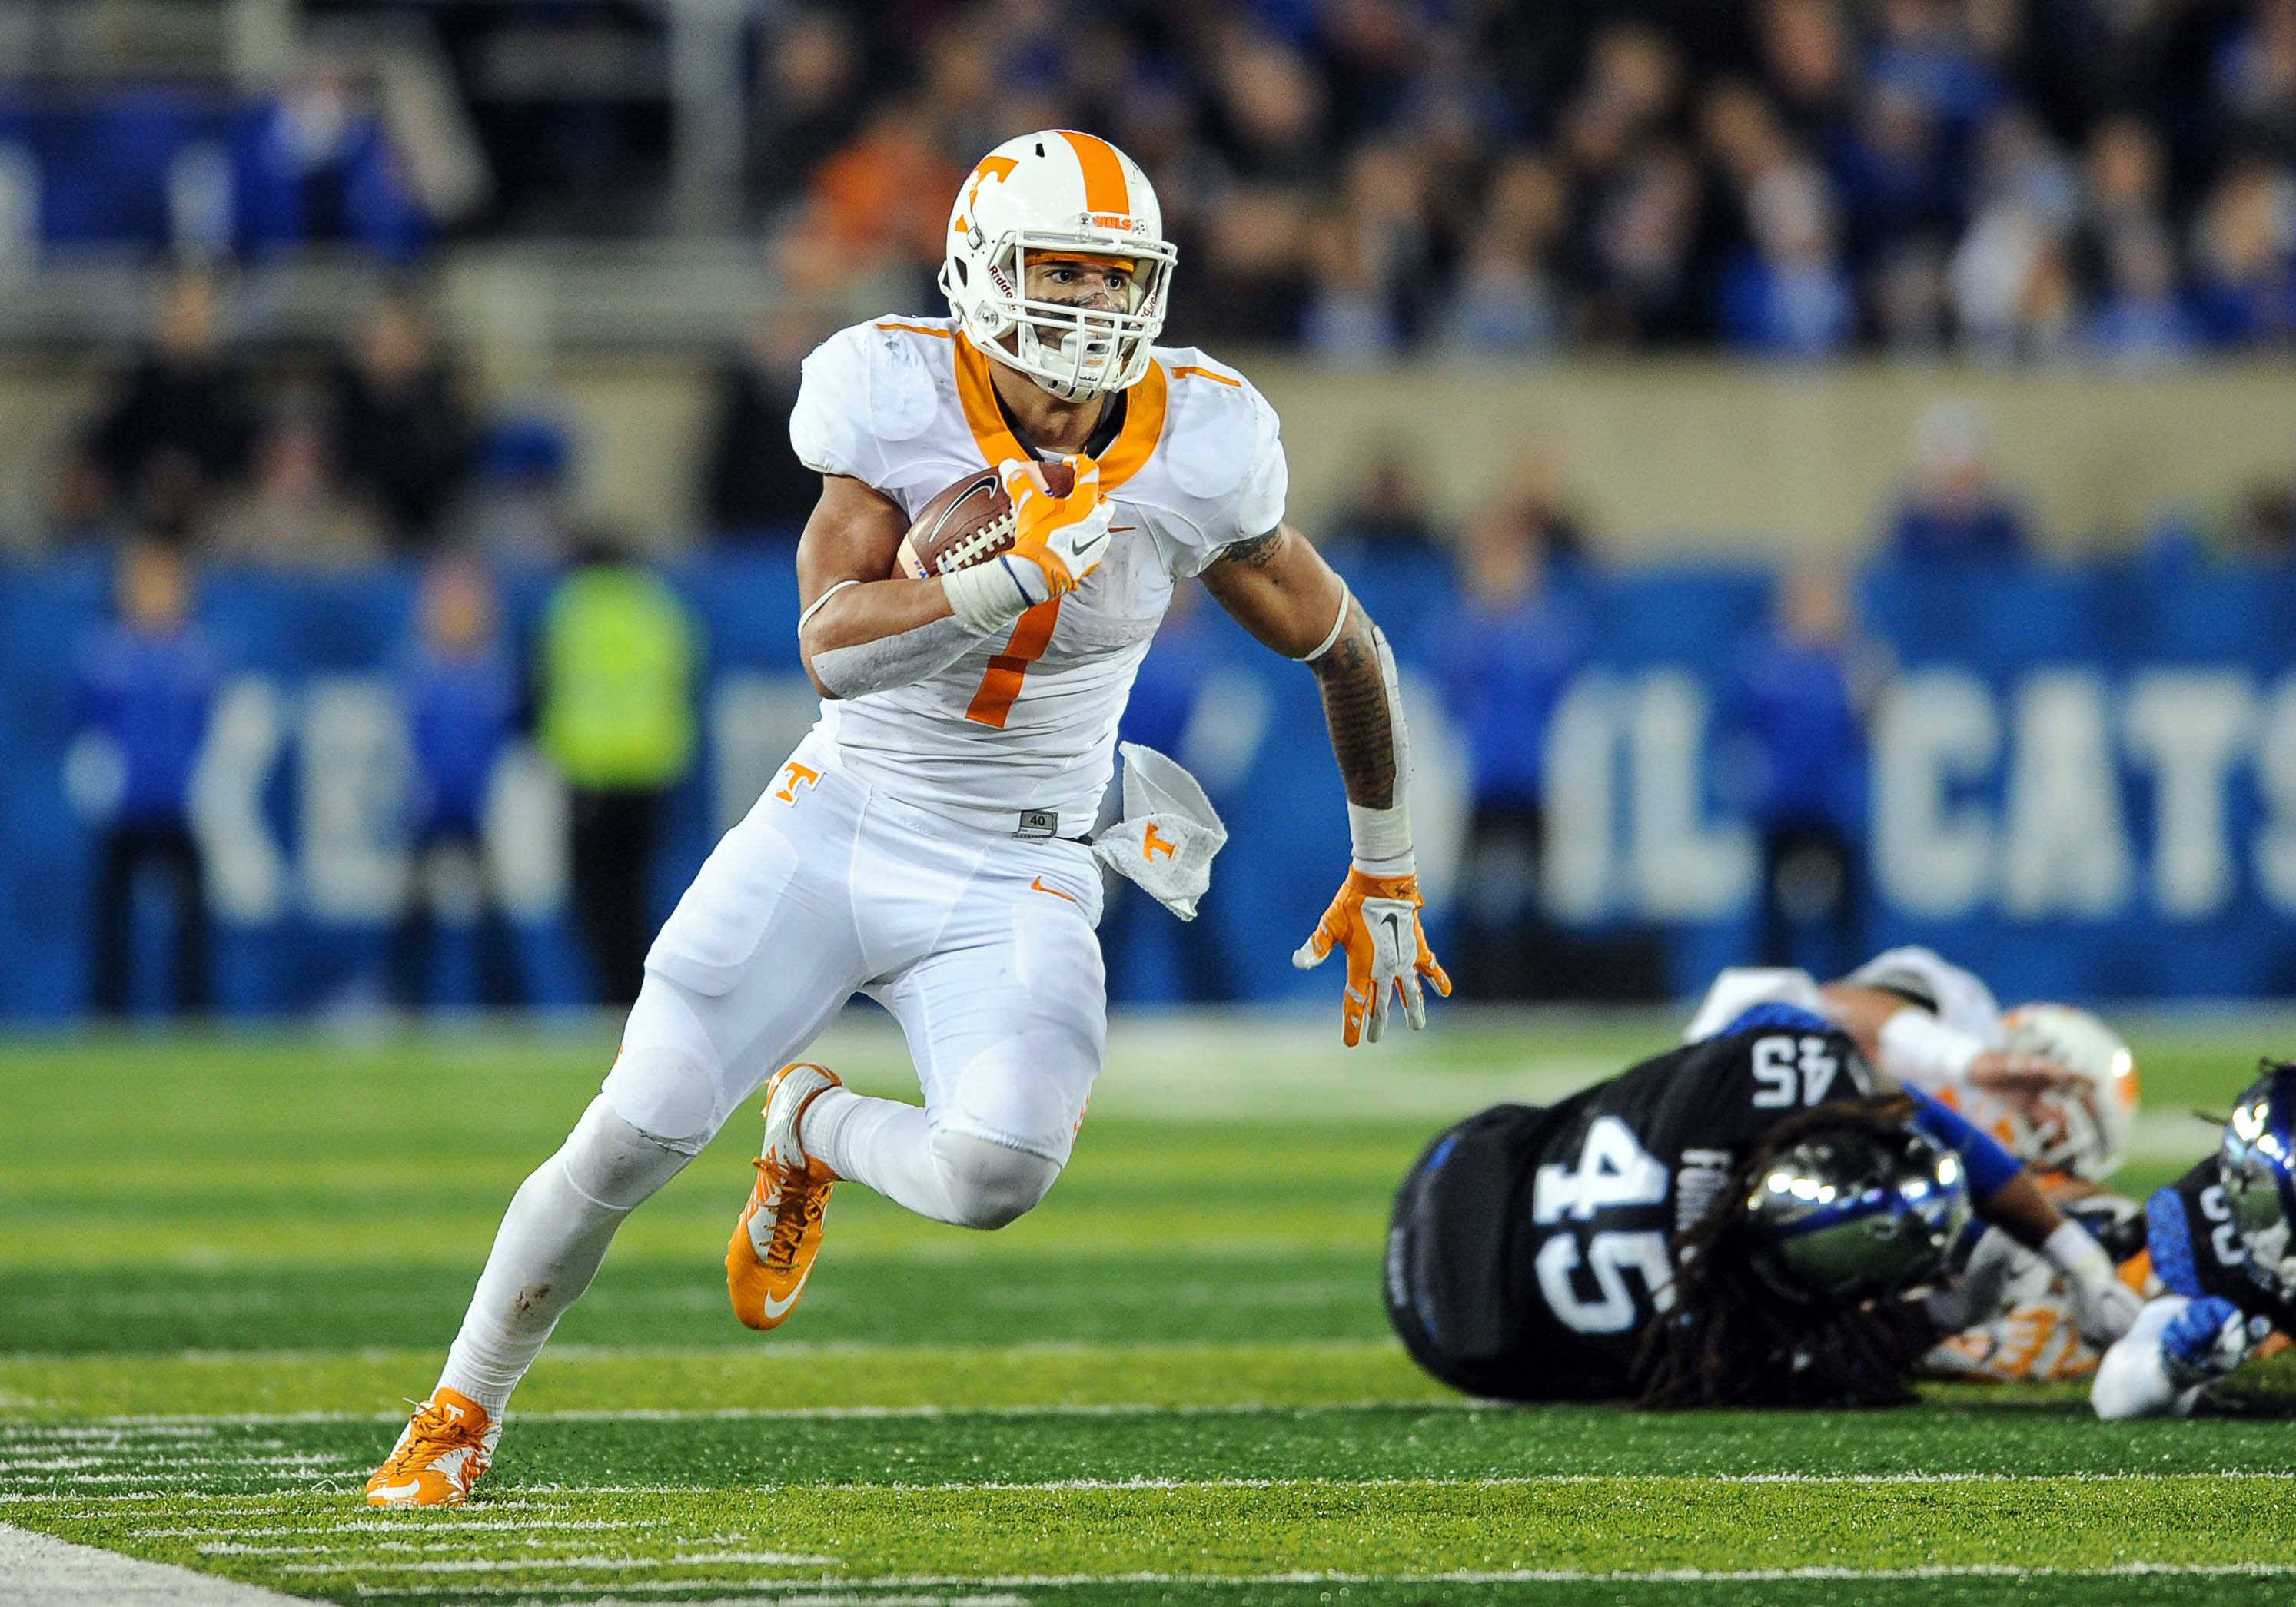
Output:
[537, 531, 699, 1005]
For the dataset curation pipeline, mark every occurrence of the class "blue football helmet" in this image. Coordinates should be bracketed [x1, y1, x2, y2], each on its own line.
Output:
[2221, 1063, 2296, 1300]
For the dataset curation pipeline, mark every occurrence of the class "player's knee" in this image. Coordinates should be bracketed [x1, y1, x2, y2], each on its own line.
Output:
[560, 1096, 696, 1211]
[603, 976, 728, 1154]
[929, 1131, 1061, 1230]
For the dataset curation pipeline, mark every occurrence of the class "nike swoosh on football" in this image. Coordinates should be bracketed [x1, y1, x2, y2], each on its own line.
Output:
[761, 1270, 809, 1321]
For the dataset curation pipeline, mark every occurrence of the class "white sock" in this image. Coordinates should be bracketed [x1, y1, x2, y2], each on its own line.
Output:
[801, 1087, 946, 1215]
[436, 1098, 693, 1416]
[802, 1087, 1057, 1230]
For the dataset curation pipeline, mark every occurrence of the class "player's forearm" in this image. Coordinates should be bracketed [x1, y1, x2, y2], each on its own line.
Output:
[1310, 600, 1415, 870]
[799, 577, 969, 699]
[1975, 1164, 2141, 1347]
[1974, 1169, 2062, 1251]
[1905, 1090, 2059, 1250]
[1311, 602, 1399, 809]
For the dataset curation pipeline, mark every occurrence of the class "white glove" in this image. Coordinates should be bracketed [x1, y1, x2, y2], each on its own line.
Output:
[1922, 1225, 2032, 1332]
[1092, 743, 1228, 921]
[2042, 1220, 2144, 1349]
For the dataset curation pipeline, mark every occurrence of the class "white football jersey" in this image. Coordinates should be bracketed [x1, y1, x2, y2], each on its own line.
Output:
[1844, 945, 2005, 1045]
[1682, 946, 2005, 1046]
[788, 315, 1288, 837]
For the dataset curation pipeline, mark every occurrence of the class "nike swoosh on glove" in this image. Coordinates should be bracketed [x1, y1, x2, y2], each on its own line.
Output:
[2160, 1294, 2254, 1389]
[1292, 868, 1452, 1047]
[996, 455, 1114, 604]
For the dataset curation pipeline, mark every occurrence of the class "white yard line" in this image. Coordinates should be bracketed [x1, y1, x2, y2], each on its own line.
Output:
[21, 1398, 1480, 1429]
[340, 1560, 2296, 1599]
[19, 1470, 2282, 1506]
[281, 1551, 834, 1575]
[0, 1522, 316, 1605]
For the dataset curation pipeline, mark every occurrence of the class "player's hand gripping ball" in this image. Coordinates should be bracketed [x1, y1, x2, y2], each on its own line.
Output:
[1293, 869, 1452, 1047]
[895, 460, 1077, 579]
[997, 455, 1113, 600]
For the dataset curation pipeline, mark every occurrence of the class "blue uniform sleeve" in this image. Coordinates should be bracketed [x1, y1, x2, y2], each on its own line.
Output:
[1907, 1090, 2023, 1204]
[2145, 1182, 2206, 1298]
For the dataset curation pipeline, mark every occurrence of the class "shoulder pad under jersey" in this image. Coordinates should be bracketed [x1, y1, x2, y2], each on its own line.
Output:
[1154, 349, 1279, 499]
[789, 317, 944, 483]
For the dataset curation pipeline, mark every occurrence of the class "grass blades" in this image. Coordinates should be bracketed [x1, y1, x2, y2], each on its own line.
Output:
[12, 1480, 2296, 1607]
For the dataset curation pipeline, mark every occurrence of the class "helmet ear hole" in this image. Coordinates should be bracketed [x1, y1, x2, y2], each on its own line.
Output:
[952, 258, 969, 287]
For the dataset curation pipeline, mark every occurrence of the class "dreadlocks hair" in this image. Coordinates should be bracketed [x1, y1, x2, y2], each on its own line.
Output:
[1632, 1094, 1945, 1411]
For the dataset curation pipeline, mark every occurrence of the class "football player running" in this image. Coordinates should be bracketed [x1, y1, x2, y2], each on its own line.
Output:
[1385, 1003, 2141, 1406]
[2091, 1062, 2296, 1419]
[366, 130, 1449, 1507]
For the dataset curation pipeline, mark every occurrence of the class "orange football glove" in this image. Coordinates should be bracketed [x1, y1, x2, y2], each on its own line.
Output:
[996, 454, 1114, 601]
[1292, 868, 1452, 1047]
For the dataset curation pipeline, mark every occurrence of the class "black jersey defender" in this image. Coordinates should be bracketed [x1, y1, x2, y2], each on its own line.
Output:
[1386, 1021, 1882, 1402]
[2143, 1157, 2296, 1335]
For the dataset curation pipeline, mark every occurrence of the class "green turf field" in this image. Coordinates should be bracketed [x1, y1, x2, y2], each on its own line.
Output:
[5, 1009, 2294, 1606]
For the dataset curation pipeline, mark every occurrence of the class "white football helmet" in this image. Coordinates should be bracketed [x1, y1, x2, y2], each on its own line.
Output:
[939, 130, 1177, 402]
[1951, 1004, 2141, 1180]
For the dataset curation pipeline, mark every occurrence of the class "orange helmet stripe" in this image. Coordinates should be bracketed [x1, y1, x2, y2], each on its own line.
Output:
[1056, 130, 1131, 219]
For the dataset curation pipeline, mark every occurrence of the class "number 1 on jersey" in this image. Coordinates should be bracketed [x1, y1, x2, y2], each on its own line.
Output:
[965, 598, 1062, 728]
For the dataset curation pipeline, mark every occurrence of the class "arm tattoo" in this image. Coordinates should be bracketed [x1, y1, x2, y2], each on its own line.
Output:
[1311, 606, 1398, 809]
[1217, 529, 1287, 569]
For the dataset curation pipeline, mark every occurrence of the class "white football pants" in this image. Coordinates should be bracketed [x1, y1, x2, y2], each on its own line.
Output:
[437, 735, 1106, 1413]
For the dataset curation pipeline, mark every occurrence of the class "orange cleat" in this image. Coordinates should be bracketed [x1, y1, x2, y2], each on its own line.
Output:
[365, 1387, 500, 1508]
[727, 1062, 842, 1331]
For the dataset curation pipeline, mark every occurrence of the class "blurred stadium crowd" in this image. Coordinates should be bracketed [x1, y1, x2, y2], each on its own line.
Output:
[749, 0, 2296, 361]
[11, 2, 2296, 360]
[13, 2, 2296, 360]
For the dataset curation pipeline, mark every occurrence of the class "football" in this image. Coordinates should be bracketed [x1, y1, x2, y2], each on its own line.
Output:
[895, 461, 1075, 579]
